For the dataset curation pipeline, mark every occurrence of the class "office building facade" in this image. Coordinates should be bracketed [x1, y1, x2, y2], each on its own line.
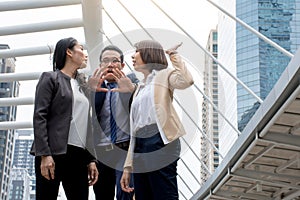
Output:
[236, 0, 300, 130]
[201, 29, 219, 182]
[0, 44, 19, 200]
[9, 168, 31, 200]
[12, 130, 34, 177]
[12, 130, 35, 200]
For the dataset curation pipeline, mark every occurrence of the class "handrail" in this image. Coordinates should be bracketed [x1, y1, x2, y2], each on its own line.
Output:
[150, 0, 263, 104]
[0, 72, 41, 82]
[0, 18, 83, 36]
[0, 0, 81, 12]
[1, 1, 297, 200]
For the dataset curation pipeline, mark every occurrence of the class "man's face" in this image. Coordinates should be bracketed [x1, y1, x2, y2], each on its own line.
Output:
[100, 50, 124, 82]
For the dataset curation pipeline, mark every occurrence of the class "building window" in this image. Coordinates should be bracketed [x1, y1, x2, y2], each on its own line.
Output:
[213, 32, 218, 41]
[213, 44, 218, 53]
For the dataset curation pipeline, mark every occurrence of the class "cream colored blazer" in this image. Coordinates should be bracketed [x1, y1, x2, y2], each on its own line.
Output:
[124, 53, 194, 170]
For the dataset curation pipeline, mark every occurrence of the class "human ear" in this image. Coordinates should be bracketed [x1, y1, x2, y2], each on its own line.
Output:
[66, 48, 73, 57]
[121, 63, 125, 69]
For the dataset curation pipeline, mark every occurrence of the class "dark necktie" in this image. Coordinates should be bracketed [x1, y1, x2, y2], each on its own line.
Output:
[108, 82, 118, 143]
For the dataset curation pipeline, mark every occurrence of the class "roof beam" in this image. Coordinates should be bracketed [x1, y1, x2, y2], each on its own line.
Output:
[0, 121, 32, 130]
[244, 144, 275, 168]
[0, 97, 34, 106]
[262, 132, 300, 149]
[0, 0, 81, 12]
[215, 190, 273, 200]
[282, 190, 300, 200]
[233, 168, 300, 189]
[0, 18, 83, 36]
[0, 72, 41, 82]
[81, 0, 103, 72]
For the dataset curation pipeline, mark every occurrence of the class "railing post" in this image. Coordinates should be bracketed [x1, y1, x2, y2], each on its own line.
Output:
[81, 0, 103, 74]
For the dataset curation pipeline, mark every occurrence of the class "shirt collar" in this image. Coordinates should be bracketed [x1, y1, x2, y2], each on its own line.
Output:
[143, 70, 157, 85]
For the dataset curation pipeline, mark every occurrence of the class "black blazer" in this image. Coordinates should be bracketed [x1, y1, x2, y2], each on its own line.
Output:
[94, 73, 139, 122]
[31, 70, 74, 156]
[90, 73, 139, 146]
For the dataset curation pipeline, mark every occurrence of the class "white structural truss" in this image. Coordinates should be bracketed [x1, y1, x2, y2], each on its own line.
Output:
[0, 0, 299, 199]
[192, 48, 300, 200]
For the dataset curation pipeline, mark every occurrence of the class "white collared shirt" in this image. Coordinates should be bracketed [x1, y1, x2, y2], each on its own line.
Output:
[131, 70, 169, 144]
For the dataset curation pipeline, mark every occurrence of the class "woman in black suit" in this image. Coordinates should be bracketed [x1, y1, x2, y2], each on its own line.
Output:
[31, 37, 98, 200]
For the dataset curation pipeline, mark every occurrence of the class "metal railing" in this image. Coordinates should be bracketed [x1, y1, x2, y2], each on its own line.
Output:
[0, 0, 295, 199]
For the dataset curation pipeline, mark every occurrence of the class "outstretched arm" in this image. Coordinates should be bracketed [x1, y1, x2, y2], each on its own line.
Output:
[166, 43, 194, 90]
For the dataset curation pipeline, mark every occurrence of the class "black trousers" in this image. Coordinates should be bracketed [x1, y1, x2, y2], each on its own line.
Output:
[35, 145, 90, 200]
[93, 143, 134, 200]
[133, 124, 181, 200]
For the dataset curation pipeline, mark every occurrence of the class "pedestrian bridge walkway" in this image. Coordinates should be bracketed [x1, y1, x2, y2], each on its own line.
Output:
[0, 1, 299, 199]
[192, 48, 300, 200]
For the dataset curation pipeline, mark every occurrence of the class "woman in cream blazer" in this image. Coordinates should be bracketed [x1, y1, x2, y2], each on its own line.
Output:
[118, 40, 193, 200]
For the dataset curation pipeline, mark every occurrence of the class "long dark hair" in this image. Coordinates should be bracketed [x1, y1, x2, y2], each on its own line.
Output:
[53, 37, 89, 95]
[52, 37, 77, 71]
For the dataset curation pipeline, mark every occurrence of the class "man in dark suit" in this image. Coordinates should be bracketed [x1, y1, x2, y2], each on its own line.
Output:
[91, 45, 138, 200]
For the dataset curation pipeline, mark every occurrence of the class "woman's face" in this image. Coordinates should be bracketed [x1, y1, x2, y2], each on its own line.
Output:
[131, 50, 145, 72]
[70, 44, 88, 69]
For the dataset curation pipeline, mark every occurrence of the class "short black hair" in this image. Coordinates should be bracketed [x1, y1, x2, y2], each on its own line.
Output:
[99, 45, 124, 63]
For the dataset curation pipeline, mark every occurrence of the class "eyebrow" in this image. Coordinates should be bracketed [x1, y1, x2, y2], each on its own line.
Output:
[102, 57, 120, 60]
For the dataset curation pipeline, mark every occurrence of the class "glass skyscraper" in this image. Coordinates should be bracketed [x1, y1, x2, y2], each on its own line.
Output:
[236, 0, 300, 131]
[0, 44, 18, 200]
